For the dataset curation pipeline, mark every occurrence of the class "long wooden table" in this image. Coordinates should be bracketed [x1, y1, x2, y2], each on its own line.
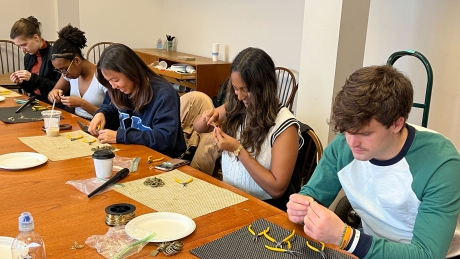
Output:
[0, 73, 15, 86]
[0, 96, 356, 258]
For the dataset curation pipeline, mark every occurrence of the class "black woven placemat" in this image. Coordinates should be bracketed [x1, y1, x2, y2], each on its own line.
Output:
[190, 218, 355, 259]
[0, 106, 44, 123]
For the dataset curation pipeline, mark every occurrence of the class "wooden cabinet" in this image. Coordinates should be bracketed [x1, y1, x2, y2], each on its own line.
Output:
[134, 48, 231, 97]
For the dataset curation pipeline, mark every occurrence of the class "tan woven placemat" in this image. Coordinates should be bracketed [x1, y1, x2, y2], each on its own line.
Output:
[114, 170, 248, 218]
[19, 130, 114, 161]
[0, 86, 21, 97]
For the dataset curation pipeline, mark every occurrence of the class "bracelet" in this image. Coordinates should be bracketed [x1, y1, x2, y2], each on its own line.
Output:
[338, 224, 347, 249]
[339, 225, 352, 250]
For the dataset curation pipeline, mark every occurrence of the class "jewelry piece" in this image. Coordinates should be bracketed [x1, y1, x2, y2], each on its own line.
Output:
[144, 177, 165, 187]
[70, 241, 84, 250]
[233, 144, 244, 157]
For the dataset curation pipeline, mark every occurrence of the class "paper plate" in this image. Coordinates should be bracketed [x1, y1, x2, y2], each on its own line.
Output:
[0, 236, 14, 258]
[125, 212, 196, 242]
[0, 96, 5, 102]
[0, 152, 48, 170]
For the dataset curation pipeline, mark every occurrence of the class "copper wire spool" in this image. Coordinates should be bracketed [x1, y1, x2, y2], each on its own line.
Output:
[105, 203, 136, 226]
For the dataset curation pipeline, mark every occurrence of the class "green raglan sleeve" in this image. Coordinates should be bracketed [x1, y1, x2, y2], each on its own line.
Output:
[299, 134, 353, 207]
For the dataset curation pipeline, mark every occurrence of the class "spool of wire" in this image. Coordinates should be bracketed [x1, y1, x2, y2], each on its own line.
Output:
[105, 203, 136, 226]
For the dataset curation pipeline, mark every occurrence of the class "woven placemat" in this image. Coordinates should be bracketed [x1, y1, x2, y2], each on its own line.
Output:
[0, 86, 21, 97]
[190, 218, 355, 259]
[114, 170, 248, 219]
[19, 130, 114, 161]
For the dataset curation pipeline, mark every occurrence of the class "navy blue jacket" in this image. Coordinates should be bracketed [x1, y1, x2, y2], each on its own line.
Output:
[96, 77, 186, 158]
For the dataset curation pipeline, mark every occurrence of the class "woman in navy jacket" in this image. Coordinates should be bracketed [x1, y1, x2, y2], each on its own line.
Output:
[88, 44, 186, 158]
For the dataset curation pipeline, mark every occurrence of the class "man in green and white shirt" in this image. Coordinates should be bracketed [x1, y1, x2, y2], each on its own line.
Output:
[287, 65, 460, 259]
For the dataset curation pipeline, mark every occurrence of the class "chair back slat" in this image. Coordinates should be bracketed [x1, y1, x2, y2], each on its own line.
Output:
[0, 40, 23, 74]
[86, 42, 114, 64]
[275, 67, 298, 111]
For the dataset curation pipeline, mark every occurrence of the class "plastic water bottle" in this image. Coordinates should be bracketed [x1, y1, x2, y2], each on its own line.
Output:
[11, 212, 46, 259]
[156, 38, 163, 49]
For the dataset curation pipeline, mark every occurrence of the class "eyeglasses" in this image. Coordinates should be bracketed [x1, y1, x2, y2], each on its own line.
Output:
[54, 59, 74, 76]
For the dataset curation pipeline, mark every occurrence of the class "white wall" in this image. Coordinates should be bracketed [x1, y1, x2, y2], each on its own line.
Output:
[0, 0, 57, 41]
[79, 0, 165, 52]
[364, 0, 460, 149]
[162, 0, 305, 75]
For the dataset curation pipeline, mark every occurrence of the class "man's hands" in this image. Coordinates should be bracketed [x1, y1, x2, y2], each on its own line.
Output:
[287, 194, 346, 246]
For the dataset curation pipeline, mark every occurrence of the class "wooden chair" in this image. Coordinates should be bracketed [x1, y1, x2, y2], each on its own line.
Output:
[86, 42, 113, 64]
[290, 121, 324, 192]
[0, 40, 24, 93]
[0, 40, 23, 74]
[275, 67, 298, 111]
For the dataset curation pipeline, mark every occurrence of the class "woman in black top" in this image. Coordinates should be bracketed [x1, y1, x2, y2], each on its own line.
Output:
[10, 16, 60, 103]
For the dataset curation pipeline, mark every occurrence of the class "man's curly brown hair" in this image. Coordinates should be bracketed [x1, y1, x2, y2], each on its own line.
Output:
[331, 65, 413, 133]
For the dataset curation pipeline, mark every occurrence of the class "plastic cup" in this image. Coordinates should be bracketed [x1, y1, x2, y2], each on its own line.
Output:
[42, 110, 61, 129]
[45, 127, 60, 137]
[92, 150, 115, 179]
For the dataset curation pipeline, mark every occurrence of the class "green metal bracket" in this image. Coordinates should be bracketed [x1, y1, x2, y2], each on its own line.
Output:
[386, 50, 433, 128]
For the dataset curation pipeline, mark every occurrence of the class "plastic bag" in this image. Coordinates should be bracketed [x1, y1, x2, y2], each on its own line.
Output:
[66, 178, 114, 195]
[113, 156, 140, 173]
[85, 226, 155, 259]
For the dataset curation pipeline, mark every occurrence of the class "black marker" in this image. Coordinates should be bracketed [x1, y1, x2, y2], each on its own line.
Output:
[88, 168, 130, 198]
[15, 96, 37, 113]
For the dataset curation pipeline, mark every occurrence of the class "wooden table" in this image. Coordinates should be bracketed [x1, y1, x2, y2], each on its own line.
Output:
[0, 73, 15, 86]
[0, 96, 356, 258]
[134, 49, 231, 97]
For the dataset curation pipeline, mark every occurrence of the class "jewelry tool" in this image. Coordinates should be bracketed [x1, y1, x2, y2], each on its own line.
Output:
[77, 120, 90, 134]
[174, 177, 193, 187]
[264, 245, 303, 257]
[15, 95, 36, 113]
[88, 168, 130, 198]
[306, 241, 327, 259]
[247, 225, 270, 242]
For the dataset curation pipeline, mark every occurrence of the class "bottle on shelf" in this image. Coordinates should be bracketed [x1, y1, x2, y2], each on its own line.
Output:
[156, 38, 163, 49]
[11, 212, 46, 259]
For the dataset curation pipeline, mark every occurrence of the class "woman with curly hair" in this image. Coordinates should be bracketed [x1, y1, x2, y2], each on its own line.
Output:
[48, 25, 106, 120]
[10, 16, 60, 103]
[193, 47, 303, 210]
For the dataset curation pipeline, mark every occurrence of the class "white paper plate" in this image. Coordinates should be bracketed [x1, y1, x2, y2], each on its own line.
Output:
[0, 96, 5, 102]
[125, 212, 196, 242]
[0, 236, 14, 258]
[0, 152, 48, 170]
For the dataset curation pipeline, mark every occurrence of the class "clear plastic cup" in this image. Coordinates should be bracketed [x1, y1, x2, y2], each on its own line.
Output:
[42, 110, 61, 128]
[42, 111, 61, 137]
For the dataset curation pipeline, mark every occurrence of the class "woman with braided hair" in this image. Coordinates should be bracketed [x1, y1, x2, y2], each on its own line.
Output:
[48, 24, 106, 120]
[10, 16, 60, 103]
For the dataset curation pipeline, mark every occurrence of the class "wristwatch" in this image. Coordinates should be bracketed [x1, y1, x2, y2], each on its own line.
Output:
[233, 144, 244, 157]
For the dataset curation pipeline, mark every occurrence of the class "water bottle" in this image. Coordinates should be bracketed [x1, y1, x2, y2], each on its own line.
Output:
[11, 212, 46, 259]
[156, 38, 163, 49]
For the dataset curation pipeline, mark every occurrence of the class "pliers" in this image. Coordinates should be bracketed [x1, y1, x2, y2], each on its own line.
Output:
[247, 225, 270, 242]
[67, 134, 83, 141]
[263, 229, 296, 249]
[82, 138, 97, 145]
[174, 177, 193, 187]
[147, 156, 164, 164]
[32, 105, 51, 111]
[306, 241, 327, 259]
[264, 245, 303, 258]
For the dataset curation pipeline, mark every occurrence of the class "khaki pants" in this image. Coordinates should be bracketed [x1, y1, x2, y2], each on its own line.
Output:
[180, 91, 221, 175]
